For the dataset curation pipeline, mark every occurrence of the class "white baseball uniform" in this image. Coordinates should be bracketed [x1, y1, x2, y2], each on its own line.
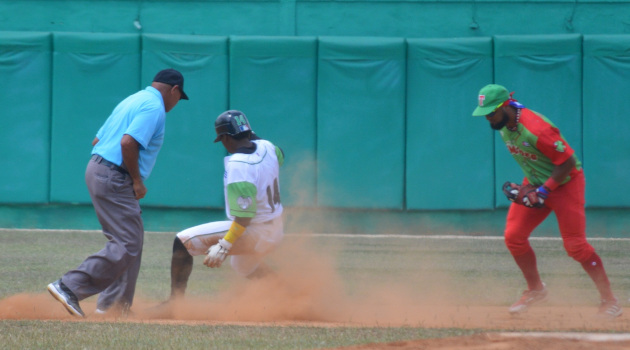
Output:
[176, 139, 284, 276]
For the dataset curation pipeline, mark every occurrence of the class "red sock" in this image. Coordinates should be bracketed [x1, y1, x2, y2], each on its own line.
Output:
[512, 247, 544, 291]
[581, 253, 615, 301]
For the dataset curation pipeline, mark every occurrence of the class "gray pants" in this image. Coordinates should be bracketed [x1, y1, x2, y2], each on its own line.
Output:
[61, 157, 144, 311]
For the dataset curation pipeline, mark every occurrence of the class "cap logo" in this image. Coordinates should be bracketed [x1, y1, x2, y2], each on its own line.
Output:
[478, 95, 486, 107]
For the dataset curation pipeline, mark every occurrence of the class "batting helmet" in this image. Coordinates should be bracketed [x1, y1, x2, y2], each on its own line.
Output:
[213, 110, 252, 143]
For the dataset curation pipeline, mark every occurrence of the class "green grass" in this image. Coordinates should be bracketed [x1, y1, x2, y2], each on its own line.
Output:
[0, 320, 476, 349]
[1, 229, 629, 349]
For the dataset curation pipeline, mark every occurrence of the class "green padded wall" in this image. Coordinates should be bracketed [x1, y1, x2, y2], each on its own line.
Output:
[583, 35, 630, 207]
[50, 33, 141, 203]
[0, 32, 51, 203]
[317, 37, 406, 209]
[406, 37, 494, 210]
[3, 1, 630, 38]
[493, 34, 582, 207]
[229, 36, 318, 207]
[4, 31, 630, 212]
[141, 34, 229, 209]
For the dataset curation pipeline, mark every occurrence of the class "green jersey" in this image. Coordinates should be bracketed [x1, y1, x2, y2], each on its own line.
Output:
[499, 108, 582, 186]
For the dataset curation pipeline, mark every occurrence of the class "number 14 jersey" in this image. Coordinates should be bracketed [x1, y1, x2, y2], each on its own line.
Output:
[223, 139, 284, 223]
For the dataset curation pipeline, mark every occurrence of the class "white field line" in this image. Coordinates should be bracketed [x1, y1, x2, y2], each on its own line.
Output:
[495, 332, 630, 342]
[0, 228, 629, 241]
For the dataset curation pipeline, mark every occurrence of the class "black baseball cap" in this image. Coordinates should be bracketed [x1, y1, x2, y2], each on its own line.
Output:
[153, 68, 189, 100]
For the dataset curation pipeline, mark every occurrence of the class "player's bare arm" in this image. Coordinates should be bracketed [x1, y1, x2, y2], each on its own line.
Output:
[549, 156, 576, 185]
[500, 153, 575, 209]
[92, 137, 99, 146]
[529, 156, 578, 206]
[121, 134, 146, 200]
[234, 216, 252, 228]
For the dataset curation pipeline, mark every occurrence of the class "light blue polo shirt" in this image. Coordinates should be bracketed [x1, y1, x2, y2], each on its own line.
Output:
[92, 86, 166, 180]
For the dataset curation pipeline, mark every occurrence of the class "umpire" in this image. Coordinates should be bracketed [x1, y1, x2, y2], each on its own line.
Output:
[47, 68, 188, 317]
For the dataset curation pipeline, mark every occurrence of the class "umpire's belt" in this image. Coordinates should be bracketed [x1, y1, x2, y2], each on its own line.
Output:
[91, 155, 129, 175]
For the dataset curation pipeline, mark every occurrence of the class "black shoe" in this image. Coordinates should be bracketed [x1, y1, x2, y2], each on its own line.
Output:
[47, 279, 85, 317]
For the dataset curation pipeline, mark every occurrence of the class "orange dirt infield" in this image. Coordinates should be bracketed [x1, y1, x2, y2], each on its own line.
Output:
[1, 291, 629, 349]
[2, 235, 629, 349]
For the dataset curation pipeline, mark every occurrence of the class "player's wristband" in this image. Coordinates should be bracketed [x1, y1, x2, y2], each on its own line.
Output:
[223, 221, 246, 244]
[543, 177, 561, 191]
[536, 185, 550, 199]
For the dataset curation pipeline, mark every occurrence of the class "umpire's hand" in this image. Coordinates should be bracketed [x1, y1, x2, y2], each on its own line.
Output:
[133, 180, 147, 200]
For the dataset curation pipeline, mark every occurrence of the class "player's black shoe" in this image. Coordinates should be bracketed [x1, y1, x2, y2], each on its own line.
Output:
[47, 279, 85, 317]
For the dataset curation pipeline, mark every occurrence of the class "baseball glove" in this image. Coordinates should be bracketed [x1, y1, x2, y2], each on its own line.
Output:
[502, 182, 520, 203]
[502, 181, 545, 208]
[516, 184, 544, 208]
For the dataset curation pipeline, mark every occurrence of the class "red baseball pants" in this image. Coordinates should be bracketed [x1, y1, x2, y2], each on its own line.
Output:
[504, 171, 595, 263]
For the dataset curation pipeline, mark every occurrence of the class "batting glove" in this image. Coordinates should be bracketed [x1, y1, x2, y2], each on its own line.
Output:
[204, 239, 232, 268]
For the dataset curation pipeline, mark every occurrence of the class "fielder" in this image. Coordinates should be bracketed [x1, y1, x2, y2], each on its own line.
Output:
[472, 84, 622, 318]
[167, 110, 285, 301]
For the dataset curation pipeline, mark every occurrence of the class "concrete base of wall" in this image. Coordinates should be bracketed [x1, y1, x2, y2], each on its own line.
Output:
[1, 204, 628, 238]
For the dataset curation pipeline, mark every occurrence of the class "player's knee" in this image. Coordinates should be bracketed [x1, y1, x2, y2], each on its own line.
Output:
[172, 237, 192, 260]
[173, 235, 185, 252]
[563, 239, 595, 262]
[504, 234, 529, 256]
[105, 237, 141, 261]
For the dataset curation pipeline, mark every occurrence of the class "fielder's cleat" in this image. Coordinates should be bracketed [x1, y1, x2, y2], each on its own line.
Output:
[597, 298, 623, 319]
[47, 279, 85, 318]
[508, 283, 548, 315]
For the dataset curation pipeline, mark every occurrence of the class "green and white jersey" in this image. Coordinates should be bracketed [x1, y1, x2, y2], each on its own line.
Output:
[223, 139, 284, 223]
